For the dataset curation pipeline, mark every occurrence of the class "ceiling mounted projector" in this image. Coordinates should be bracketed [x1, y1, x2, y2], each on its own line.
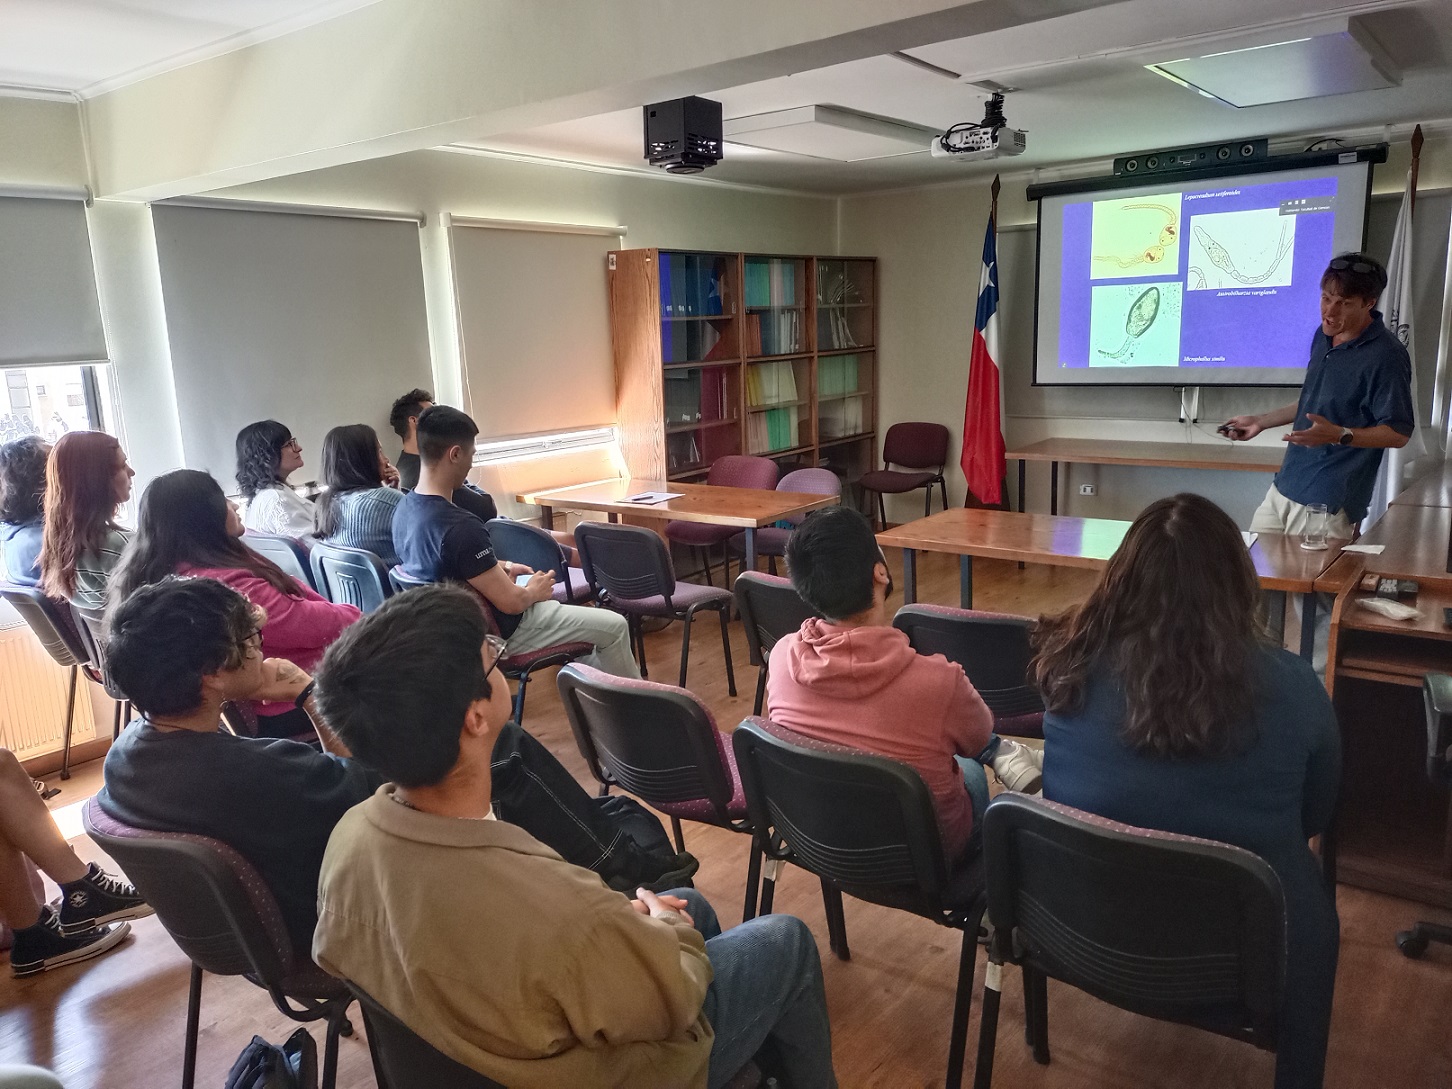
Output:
[644, 96, 723, 174]
[930, 92, 1027, 162]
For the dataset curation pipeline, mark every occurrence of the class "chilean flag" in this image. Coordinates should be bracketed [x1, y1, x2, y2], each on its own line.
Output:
[961, 207, 1006, 506]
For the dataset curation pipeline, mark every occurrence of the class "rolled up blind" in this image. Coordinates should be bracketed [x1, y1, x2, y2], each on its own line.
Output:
[0, 196, 107, 368]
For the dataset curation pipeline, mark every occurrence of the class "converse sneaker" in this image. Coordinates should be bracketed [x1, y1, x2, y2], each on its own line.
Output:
[57, 863, 153, 935]
[10, 904, 130, 978]
[990, 738, 1044, 794]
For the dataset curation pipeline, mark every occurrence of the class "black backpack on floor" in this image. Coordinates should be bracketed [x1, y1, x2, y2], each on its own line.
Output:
[224, 1028, 318, 1089]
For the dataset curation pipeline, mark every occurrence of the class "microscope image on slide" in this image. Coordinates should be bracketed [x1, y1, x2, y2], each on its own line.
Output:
[1187, 207, 1297, 290]
[1089, 193, 1183, 278]
[1088, 282, 1183, 366]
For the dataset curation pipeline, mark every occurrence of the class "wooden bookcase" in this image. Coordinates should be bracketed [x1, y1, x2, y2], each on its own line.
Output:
[608, 249, 877, 492]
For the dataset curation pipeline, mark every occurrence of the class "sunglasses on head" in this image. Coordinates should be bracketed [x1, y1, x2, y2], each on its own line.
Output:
[1327, 257, 1378, 275]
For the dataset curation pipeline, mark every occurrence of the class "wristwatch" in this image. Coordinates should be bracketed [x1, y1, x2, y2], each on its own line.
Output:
[1338, 427, 1354, 446]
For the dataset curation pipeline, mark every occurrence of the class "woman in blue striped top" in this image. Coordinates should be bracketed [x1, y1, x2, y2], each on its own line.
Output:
[314, 424, 403, 566]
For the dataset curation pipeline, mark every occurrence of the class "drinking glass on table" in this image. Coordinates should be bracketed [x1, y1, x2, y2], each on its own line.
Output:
[1299, 503, 1329, 551]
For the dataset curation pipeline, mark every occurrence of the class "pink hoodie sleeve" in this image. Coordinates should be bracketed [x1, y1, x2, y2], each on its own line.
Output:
[944, 667, 995, 760]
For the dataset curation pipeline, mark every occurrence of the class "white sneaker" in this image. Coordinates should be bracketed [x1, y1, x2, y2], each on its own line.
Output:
[990, 739, 1043, 794]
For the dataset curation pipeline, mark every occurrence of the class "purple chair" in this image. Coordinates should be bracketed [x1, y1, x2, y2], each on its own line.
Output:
[557, 663, 762, 921]
[727, 467, 842, 575]
[859, 422, 951, 529]
[574, 521, 736, 696]
[892, 604, 1044, 739]
[975, 794, 1286, 1087]
[733, 571, 819, 715]
[82, 799, 354, 1089]
[665, 455, 779, 585]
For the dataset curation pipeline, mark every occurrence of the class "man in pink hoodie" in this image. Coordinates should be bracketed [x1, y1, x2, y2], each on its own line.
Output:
[766, 507, 1042, 860]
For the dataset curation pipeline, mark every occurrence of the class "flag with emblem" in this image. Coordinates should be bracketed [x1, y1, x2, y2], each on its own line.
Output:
[961, 178, 1006, 506]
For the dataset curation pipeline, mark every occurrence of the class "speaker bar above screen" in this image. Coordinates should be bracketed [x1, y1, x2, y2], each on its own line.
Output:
[1030, 145, 1385, 388]
[1114, 138, 1267, 178]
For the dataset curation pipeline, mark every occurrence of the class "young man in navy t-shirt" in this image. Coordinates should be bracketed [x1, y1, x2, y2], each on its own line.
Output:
[392, 406, 639, 677]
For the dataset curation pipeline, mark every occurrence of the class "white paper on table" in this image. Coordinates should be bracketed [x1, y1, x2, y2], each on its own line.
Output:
[1341, 544, 1387, 554]
[623, 491, 684, 504]
[1241, 531, 1257, 549]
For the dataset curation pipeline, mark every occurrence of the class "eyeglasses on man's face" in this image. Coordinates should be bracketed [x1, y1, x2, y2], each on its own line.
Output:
[482, 634, 508, 675]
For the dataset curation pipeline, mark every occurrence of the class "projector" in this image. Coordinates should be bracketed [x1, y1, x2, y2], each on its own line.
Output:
[644, 96, 723, 175]
[930, 92, 1027, 162]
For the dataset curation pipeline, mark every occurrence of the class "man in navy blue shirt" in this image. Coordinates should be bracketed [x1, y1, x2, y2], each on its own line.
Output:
[392, 405, 639, 676]
[1223, 252, 1414, 536]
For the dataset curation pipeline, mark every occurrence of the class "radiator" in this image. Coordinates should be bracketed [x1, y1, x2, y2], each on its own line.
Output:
[0, 617, 97, 760]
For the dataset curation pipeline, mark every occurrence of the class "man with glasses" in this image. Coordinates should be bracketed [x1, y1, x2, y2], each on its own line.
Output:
[98, 576, 684, 959]
[1222, 251, 1414, 539]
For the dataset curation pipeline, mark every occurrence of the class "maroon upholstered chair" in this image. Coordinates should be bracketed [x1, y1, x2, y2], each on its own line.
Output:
[975, 793, 1286, 1087]
[665, 455, 779, 585]
[727, 467, 842, 575]
[732, 716, 989, 1088]
[892, 604, 1044, 739]
[733, 571, 819, 715]
[574, 521, 736, 696]
[82, 799, 355, 1089]
[557, 663, 763, 921]
[859, 422, 951, 529]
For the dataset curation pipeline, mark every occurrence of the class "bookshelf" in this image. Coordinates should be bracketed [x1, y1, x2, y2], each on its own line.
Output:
[608, 249, 877, 490]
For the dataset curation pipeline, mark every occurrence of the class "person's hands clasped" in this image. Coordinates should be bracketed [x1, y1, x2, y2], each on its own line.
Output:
[1220, 414, 1265, 441]
[1283, 413, 1342, 448]
[631, 888, 694, 926]
[254, 658, 314, 704]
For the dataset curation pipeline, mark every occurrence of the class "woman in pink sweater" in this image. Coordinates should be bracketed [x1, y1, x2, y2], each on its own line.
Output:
[108, 469, 360, 737]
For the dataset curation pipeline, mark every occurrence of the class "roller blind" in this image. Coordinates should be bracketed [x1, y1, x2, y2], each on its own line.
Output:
[0, 196, 108, 368]
[451, 221, 619, 438]
[151, 205, 433, 491]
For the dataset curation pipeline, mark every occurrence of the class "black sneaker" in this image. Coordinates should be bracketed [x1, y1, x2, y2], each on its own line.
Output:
[10, 905, 130, 978]
[58, 863, 153, 935]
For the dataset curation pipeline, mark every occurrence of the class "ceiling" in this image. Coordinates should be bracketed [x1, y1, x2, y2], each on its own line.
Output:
[0, 0, 381, 96]
[461, 0, 1452, 195]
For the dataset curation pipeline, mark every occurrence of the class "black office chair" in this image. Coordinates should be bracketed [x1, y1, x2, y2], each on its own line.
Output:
[309, 542, 391, 613]
[388, 565, 431, 594]
[1397, 673, 1452, 958]
[84, 799, 354, 1089]
[69, 604, 132, 743]
[243, 532, 316, 591]
[892, 604, 1045, 737]
[733, 571, 818, 715]
[487, 517, 591, 605]
[347, 984, 505, 1089]
[973, 793, 1286, 1088]
[0, 584, 98, 779]
[732, 717, 988, 1088]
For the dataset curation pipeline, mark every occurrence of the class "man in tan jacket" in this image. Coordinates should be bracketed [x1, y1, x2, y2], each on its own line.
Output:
[311, 584, 837, 1089]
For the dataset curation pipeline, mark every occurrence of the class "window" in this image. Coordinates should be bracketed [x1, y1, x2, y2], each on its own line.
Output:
[0, 364, 117, 444]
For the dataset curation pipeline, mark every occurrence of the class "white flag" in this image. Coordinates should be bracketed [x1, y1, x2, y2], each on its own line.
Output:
[1363, 167, 1424, 526]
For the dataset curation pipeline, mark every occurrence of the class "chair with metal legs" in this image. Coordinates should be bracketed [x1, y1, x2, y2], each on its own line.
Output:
[1, 585, 98, 780]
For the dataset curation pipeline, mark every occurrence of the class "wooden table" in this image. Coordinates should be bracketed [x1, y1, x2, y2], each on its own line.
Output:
[1007, 438, 1283, 514]
[1390, 462, 1452, 509]
[517, 478, 839, 573]
[877, 507, 1346, 662]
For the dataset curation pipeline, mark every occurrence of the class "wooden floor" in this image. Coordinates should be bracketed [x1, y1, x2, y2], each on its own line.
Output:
[4, 551, 1452, 1088]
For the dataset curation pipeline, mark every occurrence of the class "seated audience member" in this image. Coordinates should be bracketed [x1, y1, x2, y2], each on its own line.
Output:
[99, 577, 686, 959]
[767, 507, 1043, 863]
[0, 747, 149, 976]
[389, 387, 497, 520]
[39, 431, 135, 610]
[236, 420, 315, 537]
[108, 469, 360, 738]
[313, 585, 837, 1089]
[0, 437, 48, 587]
[314, 424, 404, 565]
[1034, 493, 1339, 1089]
[393, 405, 638, 677]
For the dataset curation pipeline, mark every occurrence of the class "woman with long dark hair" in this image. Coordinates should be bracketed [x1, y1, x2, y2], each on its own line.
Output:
[236, 420, 315, 537]
[0, 436, 49, 587]
[109, 469, 360, 738]
[1033, 493, 1339, 1089]
[314, 424, 403, 565]
[39, 431, 135, 609]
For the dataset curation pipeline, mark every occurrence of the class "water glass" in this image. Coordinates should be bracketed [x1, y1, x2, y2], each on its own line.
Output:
[1300, 503, 1329, 551]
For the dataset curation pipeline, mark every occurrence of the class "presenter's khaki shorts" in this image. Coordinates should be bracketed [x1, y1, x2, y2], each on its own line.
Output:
[1249, 484, 1356, 540]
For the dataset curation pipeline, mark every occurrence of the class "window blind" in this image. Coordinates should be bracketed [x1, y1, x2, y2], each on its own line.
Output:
[0, 196, 108, 368]
[450, 220, 620, 439]
[151, 204, 433, 491]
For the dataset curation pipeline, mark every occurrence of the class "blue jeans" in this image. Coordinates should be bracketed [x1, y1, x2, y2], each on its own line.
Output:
[664, 889, 838, 1089]
[955, 754, 992, 852]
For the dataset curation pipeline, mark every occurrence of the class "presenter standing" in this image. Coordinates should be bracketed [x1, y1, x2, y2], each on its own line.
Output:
[1222, 252, 1413, 539]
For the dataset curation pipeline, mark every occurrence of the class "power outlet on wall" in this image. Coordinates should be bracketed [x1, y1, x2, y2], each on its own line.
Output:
[1079, 484, 1096, 496]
